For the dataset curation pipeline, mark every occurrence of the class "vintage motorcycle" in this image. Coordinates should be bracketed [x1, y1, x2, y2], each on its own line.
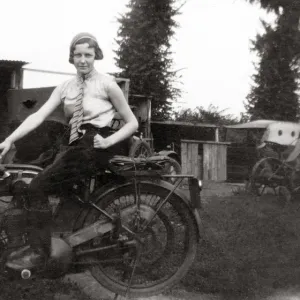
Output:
[0, 155, 202, 298]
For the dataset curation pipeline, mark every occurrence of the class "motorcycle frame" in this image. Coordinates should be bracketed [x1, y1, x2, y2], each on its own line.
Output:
[0, 164, 202, 257]
[64, 173, 202, 254]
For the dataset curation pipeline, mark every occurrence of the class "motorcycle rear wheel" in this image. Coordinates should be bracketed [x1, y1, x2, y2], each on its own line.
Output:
[74, 182, 198, 298]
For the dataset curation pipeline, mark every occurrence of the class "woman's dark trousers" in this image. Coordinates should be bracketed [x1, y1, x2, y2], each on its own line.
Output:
[26, 126, 128, 255]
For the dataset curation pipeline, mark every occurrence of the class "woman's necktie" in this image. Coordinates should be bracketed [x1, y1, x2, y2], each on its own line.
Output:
[69, 77, 85, 145]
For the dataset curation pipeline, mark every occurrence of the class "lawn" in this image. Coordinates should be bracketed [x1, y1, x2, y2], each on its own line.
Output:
[0, 277, 92, 300]
[177, 189, 300, 300]
[3, 185, 300, 300]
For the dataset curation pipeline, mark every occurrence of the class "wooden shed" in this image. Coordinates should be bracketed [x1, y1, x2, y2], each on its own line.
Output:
[150, 120, 220, 157]
[0, 59, 28, 140]
[150, 121, 230, 181]
[181, 139, 231, 181]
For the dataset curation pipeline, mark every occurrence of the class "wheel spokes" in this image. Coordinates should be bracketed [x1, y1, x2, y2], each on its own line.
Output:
[83, 193, 189, 288]
[250, 158, 289, 197]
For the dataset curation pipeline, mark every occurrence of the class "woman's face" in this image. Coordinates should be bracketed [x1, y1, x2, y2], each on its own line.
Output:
[73, 43, 96, 76]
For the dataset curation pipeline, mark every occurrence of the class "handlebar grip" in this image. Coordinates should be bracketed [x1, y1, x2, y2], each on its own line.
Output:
[0, 166, 10, 180]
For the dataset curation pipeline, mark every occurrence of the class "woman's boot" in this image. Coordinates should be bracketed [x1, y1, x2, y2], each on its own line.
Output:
[5, 206, 52, 270]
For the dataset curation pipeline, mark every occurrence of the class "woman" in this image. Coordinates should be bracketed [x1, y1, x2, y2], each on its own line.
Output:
[0, 32, 139, 269]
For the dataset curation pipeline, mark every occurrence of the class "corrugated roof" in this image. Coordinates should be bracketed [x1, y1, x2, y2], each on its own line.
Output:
[0, 59, 29, 67]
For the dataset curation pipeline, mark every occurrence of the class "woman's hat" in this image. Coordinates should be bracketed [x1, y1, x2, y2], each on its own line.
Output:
[69, 32, 103, 64]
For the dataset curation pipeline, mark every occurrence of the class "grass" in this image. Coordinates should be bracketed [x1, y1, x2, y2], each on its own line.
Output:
[176, 189, 300, 299]
[0, 277, 92, 300]
[4, 185, 300, 299]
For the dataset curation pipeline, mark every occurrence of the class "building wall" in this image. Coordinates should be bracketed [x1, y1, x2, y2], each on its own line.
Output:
[151, 123, 216, 157]
[0, 68, 13, 140]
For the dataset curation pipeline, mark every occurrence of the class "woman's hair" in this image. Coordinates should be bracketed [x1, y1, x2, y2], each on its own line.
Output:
[69, 36, 103, 64]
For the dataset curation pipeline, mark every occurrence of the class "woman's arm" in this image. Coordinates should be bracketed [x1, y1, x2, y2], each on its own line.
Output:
[0, 85, 62, 159]
[94, 81, 139, 149]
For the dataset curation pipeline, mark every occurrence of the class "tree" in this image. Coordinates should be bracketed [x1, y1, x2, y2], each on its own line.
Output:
[247, 0, 293, 12]
[114, 0, 183, 120]
[170, 105, 242, 143]
[173, 105, 240, 125]
[245, 1, 300, 121]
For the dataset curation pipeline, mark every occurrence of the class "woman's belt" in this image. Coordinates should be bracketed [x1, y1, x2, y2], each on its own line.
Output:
[80, 124, 114, 136]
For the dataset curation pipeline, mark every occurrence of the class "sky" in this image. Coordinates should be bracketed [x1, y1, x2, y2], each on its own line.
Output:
[0, 0, 276, 117]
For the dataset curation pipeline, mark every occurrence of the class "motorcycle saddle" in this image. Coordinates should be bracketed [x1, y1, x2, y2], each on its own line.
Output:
[108, 155, 171, 177]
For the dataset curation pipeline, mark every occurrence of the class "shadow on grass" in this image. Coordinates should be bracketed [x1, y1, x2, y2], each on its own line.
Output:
[179, 191, 300, 299]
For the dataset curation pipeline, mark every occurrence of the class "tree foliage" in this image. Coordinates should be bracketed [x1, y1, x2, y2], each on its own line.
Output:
[245, 1, 300, 121]
[173, 105, 240, 126]
[246, 0, 296, 12]
[114, 0, 183, 120]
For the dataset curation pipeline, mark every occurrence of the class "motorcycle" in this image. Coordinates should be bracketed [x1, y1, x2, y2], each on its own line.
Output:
[0, 155, 202, 298]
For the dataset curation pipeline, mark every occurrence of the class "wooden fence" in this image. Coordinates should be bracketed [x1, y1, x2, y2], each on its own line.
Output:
[181, 139, 230, 181]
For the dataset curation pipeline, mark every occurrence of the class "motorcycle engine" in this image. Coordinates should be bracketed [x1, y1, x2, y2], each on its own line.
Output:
[10, 179, 29, 195]
[1, 178, 30, 249]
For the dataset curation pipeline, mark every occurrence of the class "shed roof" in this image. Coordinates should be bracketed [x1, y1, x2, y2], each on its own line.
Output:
[151, 120, 218, 128]
[0, 59, 28, 68]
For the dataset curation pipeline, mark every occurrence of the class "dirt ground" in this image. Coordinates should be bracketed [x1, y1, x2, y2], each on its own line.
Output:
[200, 180, 245, 198]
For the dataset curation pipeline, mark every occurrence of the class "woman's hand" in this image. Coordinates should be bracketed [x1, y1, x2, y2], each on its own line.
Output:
[93, 134, 111, 149]
[0, 140, 12, 161]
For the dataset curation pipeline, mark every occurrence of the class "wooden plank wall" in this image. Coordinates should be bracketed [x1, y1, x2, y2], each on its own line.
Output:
[181, 141, 199, 178]
[181, 140, 229, 181]
[203, 143, 227, 181]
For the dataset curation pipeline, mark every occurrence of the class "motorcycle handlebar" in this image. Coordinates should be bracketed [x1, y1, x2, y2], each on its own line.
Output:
[0, 164, 10, 179]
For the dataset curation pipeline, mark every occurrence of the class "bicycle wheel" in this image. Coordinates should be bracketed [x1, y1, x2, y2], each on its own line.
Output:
[249, 157, 289, 196]
[74, 182, 198, 298]
[157, 157, 182, 185]
[129, 139, 152, 158]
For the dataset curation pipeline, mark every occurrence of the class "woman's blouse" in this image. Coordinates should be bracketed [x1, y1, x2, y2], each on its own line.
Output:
[58, 69, 116, 128]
